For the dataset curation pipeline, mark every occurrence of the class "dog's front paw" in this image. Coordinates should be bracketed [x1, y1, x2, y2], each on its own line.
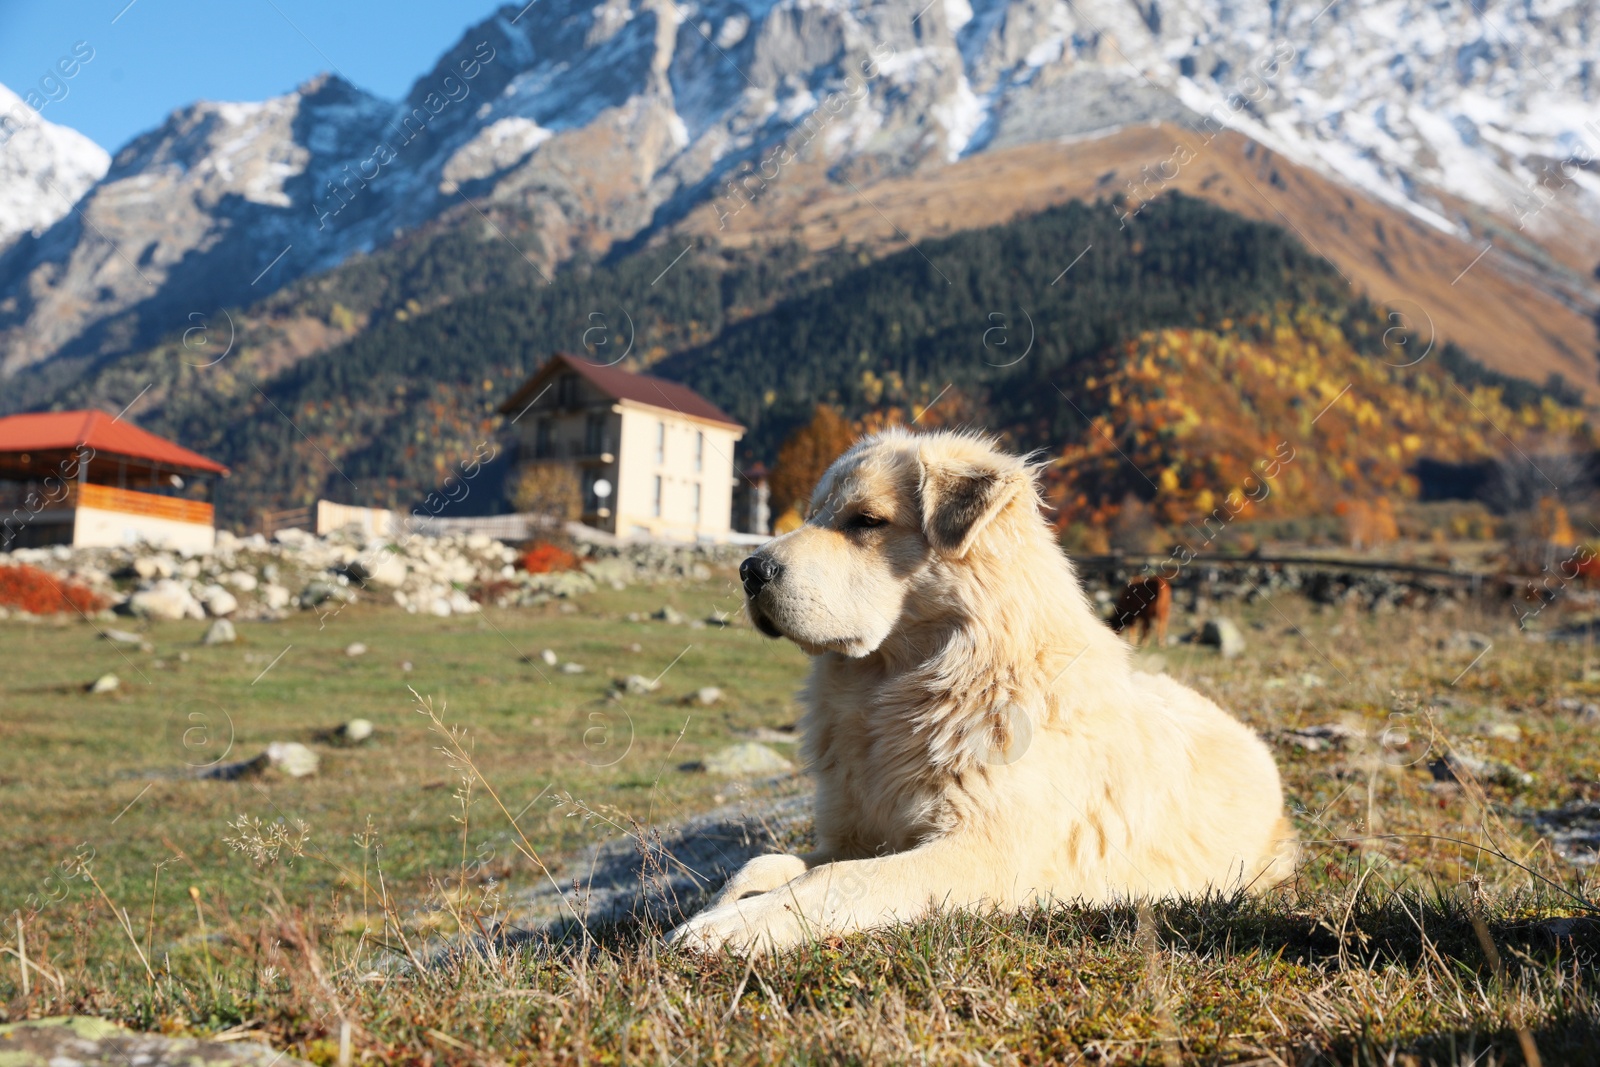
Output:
[666, 895, 806, 956]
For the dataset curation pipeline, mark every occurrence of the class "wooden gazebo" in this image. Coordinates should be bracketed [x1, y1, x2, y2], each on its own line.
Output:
[0, 410, 229, 551]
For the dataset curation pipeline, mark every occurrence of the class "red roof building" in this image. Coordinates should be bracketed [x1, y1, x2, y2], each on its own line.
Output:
[0, 409, 229, 552]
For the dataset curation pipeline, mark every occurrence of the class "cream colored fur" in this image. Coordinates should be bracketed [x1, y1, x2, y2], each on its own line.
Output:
[668, 429, 1296, 954]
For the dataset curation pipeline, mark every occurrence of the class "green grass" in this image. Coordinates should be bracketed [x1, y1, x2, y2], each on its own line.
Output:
[5, 574, 1600, 1064]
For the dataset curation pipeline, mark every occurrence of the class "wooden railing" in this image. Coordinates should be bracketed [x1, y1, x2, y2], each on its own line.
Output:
[76, 483, 214, 526]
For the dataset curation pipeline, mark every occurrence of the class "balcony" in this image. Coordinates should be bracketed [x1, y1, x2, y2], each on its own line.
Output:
[70, 483, 214, 525]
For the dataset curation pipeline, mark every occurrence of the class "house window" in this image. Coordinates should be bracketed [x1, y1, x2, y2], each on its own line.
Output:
[692, 483, 702, 524]
[655, 421, 666, 465]
[534, 418, 552, 459]
[556, 373, 578, 408]
[695, 431, 704, 472]
[585, 412, 607, 455]
[653, 475, 663, 518]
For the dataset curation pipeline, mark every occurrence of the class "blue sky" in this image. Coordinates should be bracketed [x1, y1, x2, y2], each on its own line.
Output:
[0, 0, 514, 152]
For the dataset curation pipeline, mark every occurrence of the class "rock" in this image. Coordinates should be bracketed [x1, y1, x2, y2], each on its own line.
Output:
[328, 718, 374, 745]
[1428, 752, 1532, 789]
[299, 581, 355, 609]
[86, 672, 119, 694]
[261, 584, 291, 611]
[705, 610, 733, 627]
[693, 686, 723, 706]
[266, 741, 320, 777]
[0, 1016, 310, 1067]
[199, 583, 238, 617]
[1441, 630, 1494, 654]
[652, 605, 686, 625]
[366, 554, 409, 587]
[1198, 617, 1246, 658]
[621, 674, 660, 695]
[201, 618, 237, 645]
[1282, 723, 1356, 751]
[345, 642, 368, 657]
[224, 570, 259, 592]
[560, 662, 586, 674]
[102, 628, 151, 651]
[128, 579, 205, 621]
[1483, 722, 1523, 743]
[702, 742, 795, 778]
[540, 648, 559, 666]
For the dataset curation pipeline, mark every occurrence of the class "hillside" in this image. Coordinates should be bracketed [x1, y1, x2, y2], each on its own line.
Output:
[47, 192, 1581, 530]
[685, 125, 1600, 402]
[1045, 310, 1591, 537]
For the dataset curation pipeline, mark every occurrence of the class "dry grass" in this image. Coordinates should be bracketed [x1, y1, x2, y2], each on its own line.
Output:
[5, 570, 1600, 1064]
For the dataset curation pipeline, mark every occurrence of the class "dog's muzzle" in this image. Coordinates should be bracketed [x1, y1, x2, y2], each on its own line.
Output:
[740, 554, 782, 597]
[740, 555, 785, 638]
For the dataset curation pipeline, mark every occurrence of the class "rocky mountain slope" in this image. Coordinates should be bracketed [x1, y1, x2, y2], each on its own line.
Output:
[1, 0, 1594, 392]
[0, 82, 109, 250]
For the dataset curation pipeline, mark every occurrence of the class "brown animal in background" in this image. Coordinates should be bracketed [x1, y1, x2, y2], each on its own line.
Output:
[1111, 575, 1171, 647]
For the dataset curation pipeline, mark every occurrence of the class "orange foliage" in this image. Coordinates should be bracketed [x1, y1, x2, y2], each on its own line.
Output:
[518, 542, 578, 573]
[770, 404, 857, 517]
[0, 564, 108, 615]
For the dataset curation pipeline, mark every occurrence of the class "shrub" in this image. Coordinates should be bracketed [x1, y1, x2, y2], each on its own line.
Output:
[518, 542, 578, 574]
[0, 563, 108, 615]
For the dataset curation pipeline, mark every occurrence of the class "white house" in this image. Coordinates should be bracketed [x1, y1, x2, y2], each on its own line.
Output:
[499, 353, 745, 542]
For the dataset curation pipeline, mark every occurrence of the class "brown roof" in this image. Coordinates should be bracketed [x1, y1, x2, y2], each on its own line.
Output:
[500, 353, 743, 430]
[0, 409, 229, 476]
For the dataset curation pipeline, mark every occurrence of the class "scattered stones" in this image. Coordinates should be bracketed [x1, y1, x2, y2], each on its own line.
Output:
[1281, 723, 1357, 751]
[1427, 752, 1533, 790]
[198, 583, 239, 617]
[86, 672, 120, 694]
[261, 584, 292, 611]
[700, 742, 794, 778]
[540, 648, 559, 666]
[224, 570, 259, 592]
[201, 618, 238, 645]
[0, 1016, 310, 1067]
[1198, 617, 1246, 658]
[621, 674, 661, 695]
[705, 610, 733, 627]
[560, 662, 586, 674]
[652, 605, 687, 625]
[1526, 803, 1600, 867]
[128, 579, 205, 621]
[202, 741, 320, 780]
[299, 581, 355, 610]
[345, 642, 368, 657]
[692, 686, 723, 706]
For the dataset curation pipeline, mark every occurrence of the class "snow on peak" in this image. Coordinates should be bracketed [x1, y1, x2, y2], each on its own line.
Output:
[0, 81, 109, 247]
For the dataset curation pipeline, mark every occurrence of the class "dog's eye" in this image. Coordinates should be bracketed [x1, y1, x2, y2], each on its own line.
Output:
[846, 513, 887, 530]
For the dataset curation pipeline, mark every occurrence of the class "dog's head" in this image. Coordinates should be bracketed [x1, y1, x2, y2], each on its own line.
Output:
[741, 429, 1040, 657]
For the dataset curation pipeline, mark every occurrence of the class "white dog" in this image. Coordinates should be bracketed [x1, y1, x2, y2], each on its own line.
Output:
[669, 429, 1295, 953]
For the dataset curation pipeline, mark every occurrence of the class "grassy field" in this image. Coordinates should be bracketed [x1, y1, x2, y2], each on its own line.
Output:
[4, 567, 1600, 1064]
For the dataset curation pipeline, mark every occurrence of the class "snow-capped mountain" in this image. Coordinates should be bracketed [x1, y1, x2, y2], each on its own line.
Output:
[0, 82, 109, 249]
[1, 0, 1595, 379]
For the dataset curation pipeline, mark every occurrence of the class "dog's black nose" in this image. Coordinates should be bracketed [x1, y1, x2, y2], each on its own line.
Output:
[740, 555, 782, 596]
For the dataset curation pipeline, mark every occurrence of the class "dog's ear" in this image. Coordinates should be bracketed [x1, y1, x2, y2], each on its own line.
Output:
[919, 450, 1030, 556]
